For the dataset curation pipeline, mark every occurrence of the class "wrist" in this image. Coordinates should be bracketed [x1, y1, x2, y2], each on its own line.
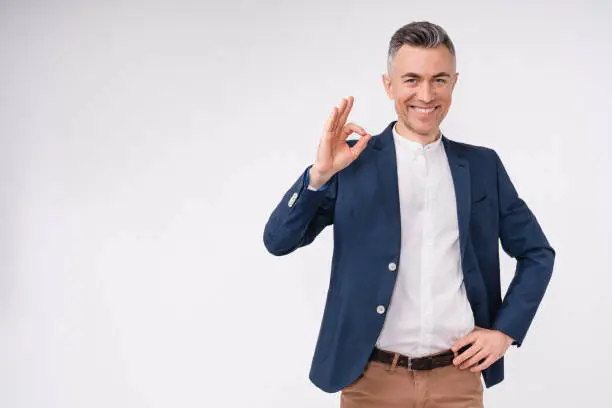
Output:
[497, 330, 514, 345]
[309, 166, 333, 189]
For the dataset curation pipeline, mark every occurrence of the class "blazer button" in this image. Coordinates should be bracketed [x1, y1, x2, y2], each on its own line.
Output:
[288, 192, 298, 207]
[388, 262, 397, 272]
[376, 305, 386, 314]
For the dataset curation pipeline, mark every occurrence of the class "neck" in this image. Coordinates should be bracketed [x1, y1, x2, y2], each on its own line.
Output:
[394, 120, 441, 146]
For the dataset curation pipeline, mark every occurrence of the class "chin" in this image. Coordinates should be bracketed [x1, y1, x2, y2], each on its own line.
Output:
[416, 129, 436, 137]
[409, 123, 437, 137]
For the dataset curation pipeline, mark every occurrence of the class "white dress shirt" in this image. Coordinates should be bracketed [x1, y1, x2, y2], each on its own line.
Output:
[375, 124, 475, 357]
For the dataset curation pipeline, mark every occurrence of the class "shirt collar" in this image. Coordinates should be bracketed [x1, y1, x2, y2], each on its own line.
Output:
[392, 122, 442, 153]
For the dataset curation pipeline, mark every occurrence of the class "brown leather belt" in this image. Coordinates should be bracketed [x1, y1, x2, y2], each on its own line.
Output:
[369, 345, 471, 371]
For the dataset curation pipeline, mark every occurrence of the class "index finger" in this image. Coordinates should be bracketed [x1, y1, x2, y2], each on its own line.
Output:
[451, 332, 475, 354]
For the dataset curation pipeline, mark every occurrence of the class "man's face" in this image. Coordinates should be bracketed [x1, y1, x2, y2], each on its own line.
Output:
[382, 44, 458, 138]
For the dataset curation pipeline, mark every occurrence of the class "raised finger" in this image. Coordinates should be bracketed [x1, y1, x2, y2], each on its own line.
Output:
[332, 98, 348, 132]
[324, 107, 339, 136]
[337, 96, 354, 127]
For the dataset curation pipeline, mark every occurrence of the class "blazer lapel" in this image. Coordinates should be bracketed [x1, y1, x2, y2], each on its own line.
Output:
[373, 122, 402, 255]
[442, 135, 471, 261]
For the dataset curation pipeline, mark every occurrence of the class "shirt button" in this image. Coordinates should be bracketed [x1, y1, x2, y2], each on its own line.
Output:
[388, 262, 397, 272]
[376, 305, 386, 314]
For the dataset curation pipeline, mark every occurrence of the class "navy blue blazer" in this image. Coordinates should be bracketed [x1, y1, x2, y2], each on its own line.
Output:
[263, 120, 555, 392]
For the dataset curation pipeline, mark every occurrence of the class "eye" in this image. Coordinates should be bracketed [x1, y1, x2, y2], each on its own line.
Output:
[435, 78, 448, 84]
[404, 78, 417, 84]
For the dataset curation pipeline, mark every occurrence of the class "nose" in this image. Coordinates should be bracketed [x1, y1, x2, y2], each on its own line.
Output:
[417, 82, 434, 104]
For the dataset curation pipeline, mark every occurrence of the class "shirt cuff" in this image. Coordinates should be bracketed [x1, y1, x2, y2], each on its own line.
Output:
[304, 166, 330, 191]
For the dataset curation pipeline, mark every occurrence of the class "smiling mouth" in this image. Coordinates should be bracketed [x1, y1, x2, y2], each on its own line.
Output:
[409, 106, 439, 113]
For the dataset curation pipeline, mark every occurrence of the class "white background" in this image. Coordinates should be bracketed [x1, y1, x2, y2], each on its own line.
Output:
[1, 0, 611, 407]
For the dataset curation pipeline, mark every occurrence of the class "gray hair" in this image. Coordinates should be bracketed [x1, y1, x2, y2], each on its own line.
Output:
[387, 21, 456, 74]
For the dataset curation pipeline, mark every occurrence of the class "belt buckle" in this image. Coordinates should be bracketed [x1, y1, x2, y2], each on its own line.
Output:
[407, 356, 413, 370]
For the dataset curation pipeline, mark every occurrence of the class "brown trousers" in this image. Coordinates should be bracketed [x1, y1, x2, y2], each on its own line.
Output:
[340, 358, 484, 408]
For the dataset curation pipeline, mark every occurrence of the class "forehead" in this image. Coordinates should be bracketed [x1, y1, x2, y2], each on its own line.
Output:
[391, 44, 456, 76]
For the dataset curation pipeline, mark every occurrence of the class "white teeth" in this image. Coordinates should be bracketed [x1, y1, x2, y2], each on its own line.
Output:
[411, 106, 436, 113]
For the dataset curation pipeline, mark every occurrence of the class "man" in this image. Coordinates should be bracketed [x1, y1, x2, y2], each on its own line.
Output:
[263, 21, 555, 407]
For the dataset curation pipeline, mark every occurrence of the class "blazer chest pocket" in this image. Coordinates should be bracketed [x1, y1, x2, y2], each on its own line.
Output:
[471, 193, 488, 206]
[470, 193, 493, 219]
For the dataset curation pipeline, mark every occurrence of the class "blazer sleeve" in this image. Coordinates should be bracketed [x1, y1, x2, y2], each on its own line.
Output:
[263, 165, 337, 256]
[491, 151, 556, 347]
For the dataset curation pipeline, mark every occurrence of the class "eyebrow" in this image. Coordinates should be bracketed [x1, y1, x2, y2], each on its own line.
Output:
[400, 72, 452, 79]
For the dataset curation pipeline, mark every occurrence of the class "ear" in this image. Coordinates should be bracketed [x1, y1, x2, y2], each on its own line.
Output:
[382, 73, 393, 100]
